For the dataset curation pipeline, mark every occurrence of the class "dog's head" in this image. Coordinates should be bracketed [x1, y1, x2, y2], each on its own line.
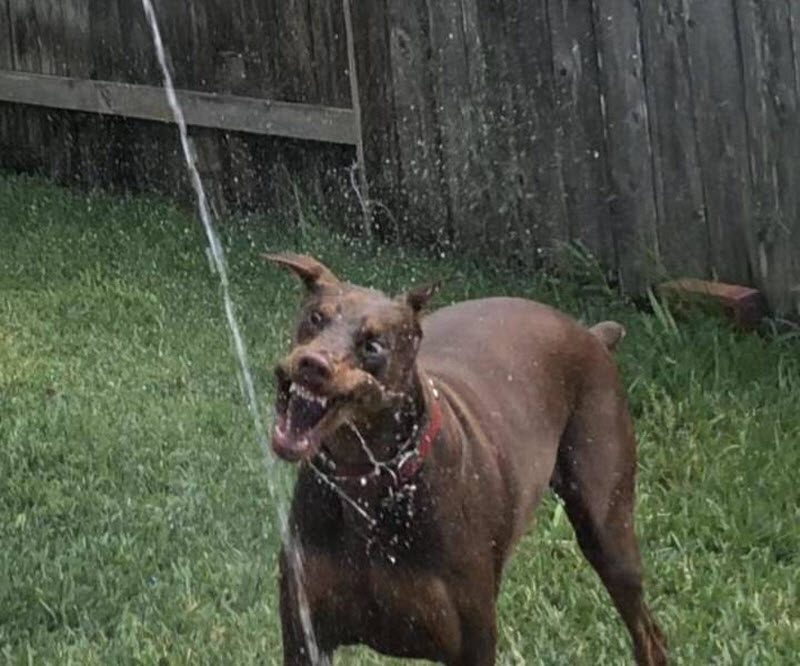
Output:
[264, 252, 438, 463]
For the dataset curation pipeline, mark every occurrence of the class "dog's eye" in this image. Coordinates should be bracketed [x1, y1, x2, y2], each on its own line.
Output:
[307, 310, 325, 327]
[360, 338, 387, 376]
[363, 339, 385, 356]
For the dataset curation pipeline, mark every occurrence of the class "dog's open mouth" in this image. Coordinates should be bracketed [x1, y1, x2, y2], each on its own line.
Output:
[273, 381, 337, 462]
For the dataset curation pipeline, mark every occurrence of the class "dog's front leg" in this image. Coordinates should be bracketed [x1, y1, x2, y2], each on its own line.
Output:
[451, 609, 497, 666]
[278, 549, 331, 666]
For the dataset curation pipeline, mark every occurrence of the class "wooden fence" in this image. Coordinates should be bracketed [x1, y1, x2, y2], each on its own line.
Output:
[0, 0, 359, 220]
[350, 0, 800, 316]
[1, 0, 799, 316]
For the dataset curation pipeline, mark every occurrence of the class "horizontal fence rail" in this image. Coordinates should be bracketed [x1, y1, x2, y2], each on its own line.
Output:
[0, 71, 357, 145]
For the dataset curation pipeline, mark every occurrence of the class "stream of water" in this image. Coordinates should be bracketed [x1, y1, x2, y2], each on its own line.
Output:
[139, 1, 320, 661]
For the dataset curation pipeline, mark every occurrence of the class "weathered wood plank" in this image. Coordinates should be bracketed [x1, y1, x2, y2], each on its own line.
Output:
[547, 0, 613, 267]
[734, 0, 800, 316]
[183, 0, 215, 92]
[83, 0, 133, 194]
[312, 0, 351, 107]
[0, 0, 14, 70]
[275, 0, 317, 103]
[88, 0, 122, 80]
[349, 0, 404, 238]
[342, 0, 370, 234]
[47, 0, 68, 75]
[476, 0, 536, 260]
[237, 0, 280, 99]
[683, 0, 752, 285]
[12, 0, 62, 75]
[5, 0, 63, 186]
[639, 0, 709, 279]
[383, 0, 450, 245]
[424, 0, 485, 248]
[788, 0, 800, 316]
[0, 70, 358, 144]
[478, 0, 570, 267]
[7, 0, 34, 72]
[113, 0, 160, 85]
[7, 0, 44, 72]
[50, 0, 91, 186]
[469, 0, 564, 264]
[61, 0, 90, 77]
[592, 0, 660, 293]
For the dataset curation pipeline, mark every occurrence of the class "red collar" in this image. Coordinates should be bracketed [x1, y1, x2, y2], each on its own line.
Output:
[396, 395, 442, 482]
[315, 392, 443, 485]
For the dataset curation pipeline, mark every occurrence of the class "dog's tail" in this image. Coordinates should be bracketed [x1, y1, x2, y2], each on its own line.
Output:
[589, 320, 626, 352]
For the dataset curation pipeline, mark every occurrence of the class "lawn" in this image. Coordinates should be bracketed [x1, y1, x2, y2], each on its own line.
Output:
[1, 173, 798, 664]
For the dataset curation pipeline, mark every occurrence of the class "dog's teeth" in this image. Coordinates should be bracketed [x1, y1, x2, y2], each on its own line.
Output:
[289, 382, 328, 407]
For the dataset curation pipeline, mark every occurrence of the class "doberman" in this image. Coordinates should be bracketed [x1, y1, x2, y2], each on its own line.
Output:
[265, 253, 666, 665]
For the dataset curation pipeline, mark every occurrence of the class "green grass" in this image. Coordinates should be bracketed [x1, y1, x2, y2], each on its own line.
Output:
[1, 173, 798, 664]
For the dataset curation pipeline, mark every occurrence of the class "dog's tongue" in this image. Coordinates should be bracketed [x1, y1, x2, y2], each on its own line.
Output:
[287, 394, 326, 436]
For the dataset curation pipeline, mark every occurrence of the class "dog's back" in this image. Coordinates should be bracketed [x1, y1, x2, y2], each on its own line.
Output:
[418, 296, 624, 548]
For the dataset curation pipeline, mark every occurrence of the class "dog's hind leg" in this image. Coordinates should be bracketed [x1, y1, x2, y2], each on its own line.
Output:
[552, 381, 667, 666]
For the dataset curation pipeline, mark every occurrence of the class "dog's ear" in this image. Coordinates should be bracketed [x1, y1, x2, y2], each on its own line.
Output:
[404, 281, 441, 314]
[262, 252, 340, 291]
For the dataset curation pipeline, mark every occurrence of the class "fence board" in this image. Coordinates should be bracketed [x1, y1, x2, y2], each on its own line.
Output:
[270, 0, 349, 105]
[478, 0, 533, 259]
[547, 0, 612, 266]
[639, 0, 708, 279]
[1, 0, 13, 69]
[494, 0, 568, 264]
[425, 0, 486, 247]
[5, 0, 65, 187]
[788, 0, 800, 315]
[7, 0, 35, 72]
[61, 0, 90, 77]
[88, 0, 121, 80]
[24, 0, 58, 74]
[313, 1, 350, 107]
[683, 0, 753, 285]
[592, 0, 660, 293]
[384, 0, 450, 245]
[734, 0, 800, 316]
[350, 0, 404, 237]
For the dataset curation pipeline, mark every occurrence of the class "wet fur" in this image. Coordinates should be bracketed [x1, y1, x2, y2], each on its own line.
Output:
[266, 255, 666, 665]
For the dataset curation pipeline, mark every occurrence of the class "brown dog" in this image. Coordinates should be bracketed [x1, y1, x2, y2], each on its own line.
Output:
[265, 253, 666, 665]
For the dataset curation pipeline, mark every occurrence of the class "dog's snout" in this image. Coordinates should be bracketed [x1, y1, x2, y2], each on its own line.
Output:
[297, 350, 332, 386]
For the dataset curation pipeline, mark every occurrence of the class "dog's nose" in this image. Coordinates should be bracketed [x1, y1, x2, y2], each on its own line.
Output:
[296, 351, 332, 386]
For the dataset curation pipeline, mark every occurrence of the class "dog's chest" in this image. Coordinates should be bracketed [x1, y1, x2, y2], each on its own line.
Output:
[311, 554, 460, 659]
